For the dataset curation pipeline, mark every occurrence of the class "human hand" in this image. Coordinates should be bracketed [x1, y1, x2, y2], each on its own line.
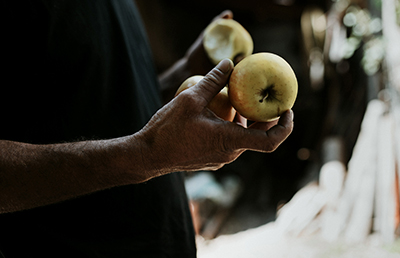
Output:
[159, 10, 240, 104]
[138, 59, 294, 178]
[184, 10, 240, 76]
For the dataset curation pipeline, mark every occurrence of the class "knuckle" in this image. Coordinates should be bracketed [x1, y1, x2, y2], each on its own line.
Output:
[202, 67, 225, 89]
[265, 142, 278, 152]
[177, 90, 203, 111]
[264, 131, 280, 152]
[179, 90, 197, 103]
[204, 71, 221, 86]
[199, 77, 219, 96]
[213, 127, 241, 163]
[179, 84, 212, 109]
[217, 127, 234, 152]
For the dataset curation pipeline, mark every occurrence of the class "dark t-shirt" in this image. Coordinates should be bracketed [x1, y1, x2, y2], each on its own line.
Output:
[0, 0, 196, 257]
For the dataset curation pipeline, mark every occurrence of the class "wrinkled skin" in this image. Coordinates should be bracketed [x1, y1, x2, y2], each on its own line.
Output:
[139, 59, 294, 177]
[0, 11, 293, 213]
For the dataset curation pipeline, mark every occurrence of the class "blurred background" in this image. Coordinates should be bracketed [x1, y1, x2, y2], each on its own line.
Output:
[136, 0, 400, 255]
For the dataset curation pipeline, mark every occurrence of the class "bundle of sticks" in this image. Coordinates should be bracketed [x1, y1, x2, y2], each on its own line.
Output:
[274, 0, 400, 245]
[274, 97, 400, 245]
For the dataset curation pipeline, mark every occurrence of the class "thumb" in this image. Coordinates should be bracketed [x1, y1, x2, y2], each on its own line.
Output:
[191, 59, 233, 106]
[213, 10, 233, 21]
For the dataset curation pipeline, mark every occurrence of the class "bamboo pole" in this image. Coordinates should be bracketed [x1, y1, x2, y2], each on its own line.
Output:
[374, 112, 396, 243]
[329, 100, 385, 242]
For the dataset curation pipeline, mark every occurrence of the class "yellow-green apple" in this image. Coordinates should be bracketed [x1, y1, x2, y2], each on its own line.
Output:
[203, 18, 253, 65]
[228, 52, 298, 122]
[175, 75, 236, 122]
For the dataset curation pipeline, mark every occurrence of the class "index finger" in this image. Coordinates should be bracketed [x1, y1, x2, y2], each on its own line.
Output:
[212, 10, 233, 22]
[190, 59, 233, 107]
[235, 110, 294, 153]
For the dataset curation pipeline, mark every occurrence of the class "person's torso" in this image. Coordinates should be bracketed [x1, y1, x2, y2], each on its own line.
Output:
[0, 1, 196, 257]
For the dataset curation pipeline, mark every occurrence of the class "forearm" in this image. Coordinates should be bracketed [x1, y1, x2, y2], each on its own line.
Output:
[158, 40, 215, 104]
[0, 135, 148, 213]
[158, 57, 192, 104]
[158, 10, 234, 104]
[0, 59, 294, 214]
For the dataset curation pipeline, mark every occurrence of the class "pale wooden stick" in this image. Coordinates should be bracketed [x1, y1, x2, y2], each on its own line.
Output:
[318, 161, 346, 242]
[329, 100, 385, 242]
[374, 113, 396, 243]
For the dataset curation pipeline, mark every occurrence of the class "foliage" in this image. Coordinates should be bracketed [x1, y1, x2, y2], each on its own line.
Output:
[342, 4, 386, 75]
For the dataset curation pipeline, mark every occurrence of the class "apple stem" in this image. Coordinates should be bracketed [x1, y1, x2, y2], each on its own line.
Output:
[259, 92, 269, 103]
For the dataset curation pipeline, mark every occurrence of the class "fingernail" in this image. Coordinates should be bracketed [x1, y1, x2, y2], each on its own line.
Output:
[221, 10, 233, 19]
[218, 59, 233, 73]
[290, 110, 294, 121]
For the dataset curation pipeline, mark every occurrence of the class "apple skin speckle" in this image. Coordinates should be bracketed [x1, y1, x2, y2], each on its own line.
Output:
[228, 52, 298, 122]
